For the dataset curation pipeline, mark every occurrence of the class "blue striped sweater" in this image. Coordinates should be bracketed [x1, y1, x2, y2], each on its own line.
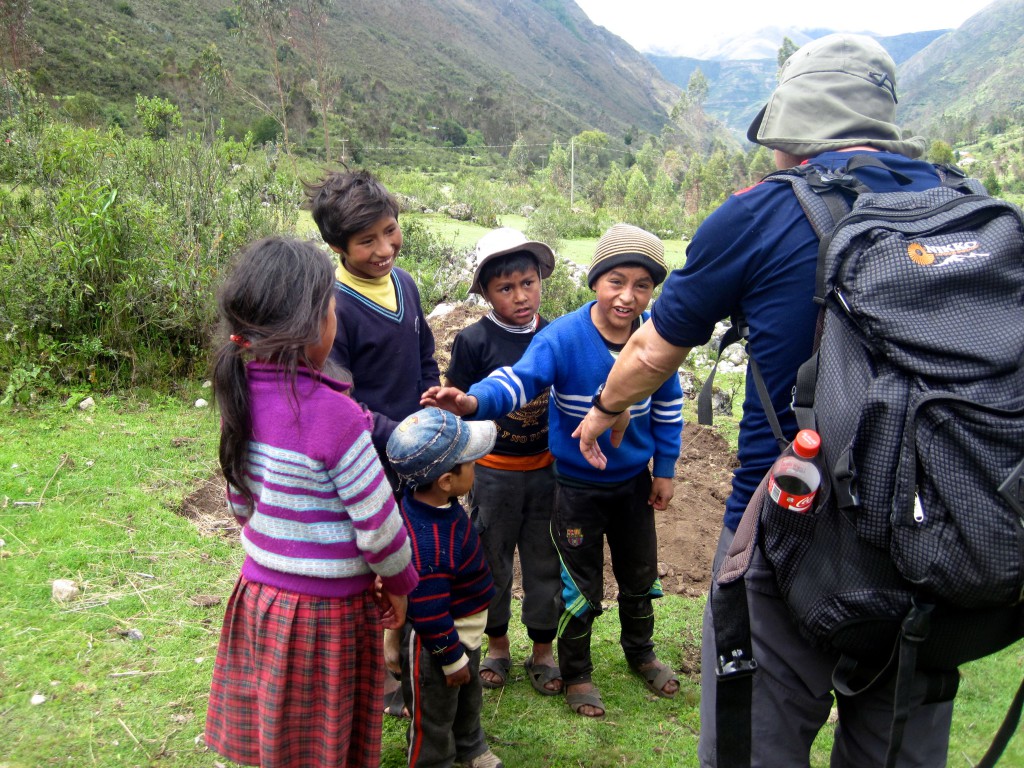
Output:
[401, 491, 495, 669]
[468, 302, 684, 484]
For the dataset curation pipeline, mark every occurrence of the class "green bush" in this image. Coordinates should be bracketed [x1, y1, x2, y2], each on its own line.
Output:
[0, 89, 298, 401]
[526, 196, 605, 243]
[397, 217, 470, 312]
[539, 260, 591, 319]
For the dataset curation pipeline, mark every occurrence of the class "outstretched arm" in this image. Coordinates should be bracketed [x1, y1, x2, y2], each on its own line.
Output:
[576, 321, 691, 469]
[421, 385, 479, 417]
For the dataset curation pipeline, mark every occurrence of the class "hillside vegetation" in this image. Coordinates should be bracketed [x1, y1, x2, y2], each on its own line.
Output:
[899, 0, 1024, 143]
[13, 0, 738, 160]
[3, 0, 1024, 403]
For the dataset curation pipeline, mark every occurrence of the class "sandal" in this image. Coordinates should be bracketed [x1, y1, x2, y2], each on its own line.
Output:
[523, 655, 562, 696]
[479, 656, 511, 689]
[382, 685, 409, 719]
[565, 685, 605, 718]
[629, 658, 679, 699]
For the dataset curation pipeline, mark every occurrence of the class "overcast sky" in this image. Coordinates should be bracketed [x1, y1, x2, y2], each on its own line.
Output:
[574, 0, 998, 57]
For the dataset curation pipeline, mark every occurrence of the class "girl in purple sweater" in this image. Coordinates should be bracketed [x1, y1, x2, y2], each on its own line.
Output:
[205, 237, 419, 768]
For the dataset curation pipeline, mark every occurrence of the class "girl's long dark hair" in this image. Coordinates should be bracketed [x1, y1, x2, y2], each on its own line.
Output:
[213, 237, 335, 511]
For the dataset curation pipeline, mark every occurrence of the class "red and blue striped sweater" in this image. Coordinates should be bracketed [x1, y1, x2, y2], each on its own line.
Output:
[400, 491, 495, 669]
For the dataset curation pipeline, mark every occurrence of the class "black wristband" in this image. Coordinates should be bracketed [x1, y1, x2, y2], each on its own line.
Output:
[592, 383, 625, 416]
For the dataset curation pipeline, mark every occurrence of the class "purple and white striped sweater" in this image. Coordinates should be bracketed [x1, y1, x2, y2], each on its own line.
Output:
[228, 362, 418, 599]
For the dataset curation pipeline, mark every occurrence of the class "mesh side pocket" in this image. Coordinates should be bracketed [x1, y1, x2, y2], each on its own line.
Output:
[759, 488, 823, 598]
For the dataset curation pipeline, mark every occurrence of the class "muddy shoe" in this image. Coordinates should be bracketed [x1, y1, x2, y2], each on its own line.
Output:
[463, 748, 503, 768]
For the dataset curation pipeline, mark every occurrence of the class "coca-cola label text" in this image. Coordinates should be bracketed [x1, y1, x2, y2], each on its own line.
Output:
[768, 473, 816, 513]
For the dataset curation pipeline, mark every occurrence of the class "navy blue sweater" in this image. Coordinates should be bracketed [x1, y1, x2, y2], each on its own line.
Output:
[328, 267, 441, 454]
[401, 491, 495, 668]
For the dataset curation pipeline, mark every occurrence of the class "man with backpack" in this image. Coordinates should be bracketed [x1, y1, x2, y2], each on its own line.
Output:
[573, 34, 1015, 766]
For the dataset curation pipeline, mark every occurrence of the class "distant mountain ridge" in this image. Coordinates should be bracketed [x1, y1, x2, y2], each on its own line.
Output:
[648, 28, 950, 140]
[898, 0, 1024, 139]
[20, 0, 1019, 155]
[667, 26, 946, 62]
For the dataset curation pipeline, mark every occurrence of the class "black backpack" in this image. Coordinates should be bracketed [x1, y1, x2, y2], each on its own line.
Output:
[700, 157, 1024, 768]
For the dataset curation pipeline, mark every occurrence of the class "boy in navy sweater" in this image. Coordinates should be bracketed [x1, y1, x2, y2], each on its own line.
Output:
[306, 169, 441, 718]
[387, 407, 503, 768]
[423, 224, 684, 719]
[305, 170, 440, 479]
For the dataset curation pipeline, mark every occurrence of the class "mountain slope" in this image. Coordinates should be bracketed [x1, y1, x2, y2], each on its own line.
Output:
[897, 0, 1024, 140]
[22, 0, 707, 149]
[324, 0, 683, 143]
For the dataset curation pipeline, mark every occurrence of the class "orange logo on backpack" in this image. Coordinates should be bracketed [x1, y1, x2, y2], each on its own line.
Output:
[907, 242, 934, 265]
[907, 240, 986, 266]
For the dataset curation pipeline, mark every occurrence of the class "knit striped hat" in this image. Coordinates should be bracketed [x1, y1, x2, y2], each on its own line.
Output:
[587, 223, 667, 288]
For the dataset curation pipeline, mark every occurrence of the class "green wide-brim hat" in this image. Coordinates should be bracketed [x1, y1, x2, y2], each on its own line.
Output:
[747, 34, 927, 159]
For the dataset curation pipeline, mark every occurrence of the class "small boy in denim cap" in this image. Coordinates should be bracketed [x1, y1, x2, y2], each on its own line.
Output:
[386, 407, 504, 768]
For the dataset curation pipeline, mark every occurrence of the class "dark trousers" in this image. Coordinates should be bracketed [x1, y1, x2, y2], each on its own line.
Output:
[470, 464, 560, 640]
[553, 470, 660, 686]
[402, 630, 488, 768]
[698, 526, 954, 767]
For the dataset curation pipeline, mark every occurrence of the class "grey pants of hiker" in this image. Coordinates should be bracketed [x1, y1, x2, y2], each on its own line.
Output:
[698, 526, 954, 768]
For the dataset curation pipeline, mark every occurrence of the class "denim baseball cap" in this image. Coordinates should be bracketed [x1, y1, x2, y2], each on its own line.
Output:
[386, 407, 497, 487]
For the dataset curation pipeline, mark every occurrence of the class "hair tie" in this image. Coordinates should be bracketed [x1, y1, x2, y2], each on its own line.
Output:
[229, 334, 251, 349]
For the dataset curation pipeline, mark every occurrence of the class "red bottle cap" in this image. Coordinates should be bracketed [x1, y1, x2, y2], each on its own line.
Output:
[792, 429, 821, 459]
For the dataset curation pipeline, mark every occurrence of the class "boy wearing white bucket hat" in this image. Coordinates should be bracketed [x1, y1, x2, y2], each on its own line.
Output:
[446, 228, 563, 696]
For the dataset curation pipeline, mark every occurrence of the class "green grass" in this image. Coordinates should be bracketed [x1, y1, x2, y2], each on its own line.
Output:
[0, 393, 230, 765]
[380, 598, 707, 768]
[296, 210, 688, 270]
[1, 398, 1021, 767]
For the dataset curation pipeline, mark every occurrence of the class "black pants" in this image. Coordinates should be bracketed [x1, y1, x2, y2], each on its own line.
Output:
[402, 631, 488, 768]
[553, 470, 661, 685]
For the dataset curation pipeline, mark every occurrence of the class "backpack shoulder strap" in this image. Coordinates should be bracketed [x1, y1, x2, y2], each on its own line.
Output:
[763, 164, 853, 240]
[764, 164, 871, 302]
[699, 167, 854, 441]
[766, 157, 928, 300]
[934, 162, 988, 196]
[711, 477, 767, 768]
[696, 317, 789, 451]
[697, 165, 850, 438]
[696, 319, 745, 428]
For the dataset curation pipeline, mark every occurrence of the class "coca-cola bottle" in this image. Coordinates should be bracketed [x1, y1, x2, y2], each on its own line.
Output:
[767, 429, 822, 514]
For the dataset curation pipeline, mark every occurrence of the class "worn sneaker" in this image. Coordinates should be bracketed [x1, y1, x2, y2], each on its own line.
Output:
[464, 749, 504, 768]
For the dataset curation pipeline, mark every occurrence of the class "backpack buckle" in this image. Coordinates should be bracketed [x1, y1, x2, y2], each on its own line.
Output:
[715, 649, 758, 679]
[902, 601, 934, 644]
[818, 172, 858, 190]
[998, 458, 1024, 521]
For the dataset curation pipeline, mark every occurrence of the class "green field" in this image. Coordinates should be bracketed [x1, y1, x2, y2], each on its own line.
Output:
[296, 210, 689, 269]
[1, 399, 1021, 767]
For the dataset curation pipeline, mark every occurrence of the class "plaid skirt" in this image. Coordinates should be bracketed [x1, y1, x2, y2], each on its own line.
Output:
[205, 576, 385, 768]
